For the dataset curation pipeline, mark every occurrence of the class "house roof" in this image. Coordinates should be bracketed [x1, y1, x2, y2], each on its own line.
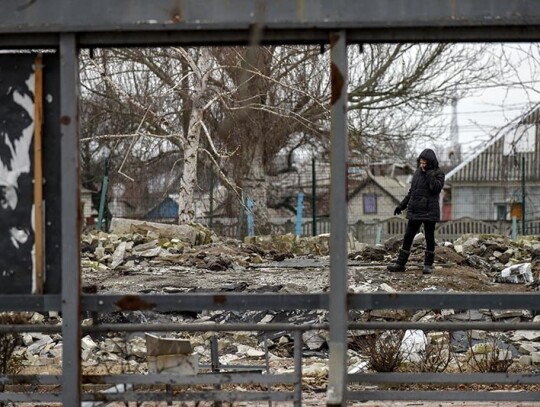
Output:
[349, 171, 410, 204]
[369, 173, 410, 203]
[445, 132, 504, 182]
[446, 107, 540, 183]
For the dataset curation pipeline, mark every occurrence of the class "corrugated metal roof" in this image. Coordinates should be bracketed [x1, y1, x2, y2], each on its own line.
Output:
[446, 114, 540, 183]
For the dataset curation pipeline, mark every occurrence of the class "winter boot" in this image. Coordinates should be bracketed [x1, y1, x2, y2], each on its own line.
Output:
[387, 249, 410, 273]
[423, 250, 435, 274]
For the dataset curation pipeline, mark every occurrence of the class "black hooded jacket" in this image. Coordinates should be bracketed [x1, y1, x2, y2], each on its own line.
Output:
[398, 149, 445, 221]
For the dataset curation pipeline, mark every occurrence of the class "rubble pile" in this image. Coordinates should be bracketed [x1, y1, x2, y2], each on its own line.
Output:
[14, 219, 540, 382]
[375, 232, 540, 288]
[84, 219, 540, 289]
[12, 307, 540, 376]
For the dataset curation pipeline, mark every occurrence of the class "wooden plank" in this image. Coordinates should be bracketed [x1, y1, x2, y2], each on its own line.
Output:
[33, 54, 44, 294]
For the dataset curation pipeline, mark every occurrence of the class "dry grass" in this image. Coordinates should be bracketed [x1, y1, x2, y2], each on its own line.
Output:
[460, 331, 514, 373]
[352, 330, 405, 372]
[0, 312, 29, 375]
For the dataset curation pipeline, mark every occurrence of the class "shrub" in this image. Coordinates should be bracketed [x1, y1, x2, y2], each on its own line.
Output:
[409, 331, 452, 373]
[465, 332, 514, 373]
[354, 330, 405, 372]
[0, 313, 28, 375]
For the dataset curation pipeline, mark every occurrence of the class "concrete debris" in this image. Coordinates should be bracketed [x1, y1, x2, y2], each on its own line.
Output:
[15, 221, 540, 384]
[145, 333, 193, 356]
[81, 384, 133, 407]
[147, 353, 199, 375]
[109, 218, 215, 245]
[497, 263, 534, 284]
[82, 220, 540, 291]
[111, 241, 127, 269]
[400, 329, 427, 362]
[302, 330, 327, 350]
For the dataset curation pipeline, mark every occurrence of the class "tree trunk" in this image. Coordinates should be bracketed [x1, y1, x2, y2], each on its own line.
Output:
[177, 50, 206, 224]
[176, 103, 201, 223]
[242, 140, 271, 234]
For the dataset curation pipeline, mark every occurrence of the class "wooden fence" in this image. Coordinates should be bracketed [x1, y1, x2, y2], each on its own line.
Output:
[203, 216, 522, 244]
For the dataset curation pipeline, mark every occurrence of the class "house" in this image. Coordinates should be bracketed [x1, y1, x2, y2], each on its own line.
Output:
[145, 186, 229, 223]
[347, 162, 413, 223]
[81, 187, 97, 225]
[445, 108, 540, 221]
[145, 196, 179, 223]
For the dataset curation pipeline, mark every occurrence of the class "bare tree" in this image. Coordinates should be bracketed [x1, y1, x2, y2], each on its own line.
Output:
[205, 45, 328, 232]
[346, 43, 502, 164]
[79, 43, 500, 231]
[80, 47, 237, 222]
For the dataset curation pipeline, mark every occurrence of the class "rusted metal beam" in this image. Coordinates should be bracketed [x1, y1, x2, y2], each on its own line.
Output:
[3, 0, 540, 46]
[0, 292, 539, 313]
[327, 29, 348, 407]
[59, 33, 81, 407]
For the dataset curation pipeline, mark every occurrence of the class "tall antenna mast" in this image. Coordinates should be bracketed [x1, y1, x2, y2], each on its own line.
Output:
[449, 96, 462, 165]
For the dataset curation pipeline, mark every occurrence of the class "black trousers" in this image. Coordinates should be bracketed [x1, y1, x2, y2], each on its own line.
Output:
[402, 219, 436, 252]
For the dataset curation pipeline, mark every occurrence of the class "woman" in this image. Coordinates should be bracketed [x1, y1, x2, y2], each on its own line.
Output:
[387, 148, 445, 274]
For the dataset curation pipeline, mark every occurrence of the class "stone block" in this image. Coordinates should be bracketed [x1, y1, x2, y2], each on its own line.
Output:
[147, 354, 199, 375]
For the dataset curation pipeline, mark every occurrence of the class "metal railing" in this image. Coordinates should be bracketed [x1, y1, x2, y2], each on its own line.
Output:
[1, 292, 540, 404]
[199, 216, 514, 243]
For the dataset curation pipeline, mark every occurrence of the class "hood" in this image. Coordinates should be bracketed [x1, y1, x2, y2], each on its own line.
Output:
[417, 148, 439, 170]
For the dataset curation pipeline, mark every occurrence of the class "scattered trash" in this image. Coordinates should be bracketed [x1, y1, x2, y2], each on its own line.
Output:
[497, 263, 533, 284]
[399, 329, 427, 363]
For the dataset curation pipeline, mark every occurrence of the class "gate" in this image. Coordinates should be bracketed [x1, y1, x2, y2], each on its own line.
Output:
[1, 1, 540, 406]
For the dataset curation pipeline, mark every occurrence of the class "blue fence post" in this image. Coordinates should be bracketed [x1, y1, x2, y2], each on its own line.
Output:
[247, 196, 254, 237]
[375, 223, 382, 245]
[522, 156, 526, 235]
[295, 192, 304, 237]
[312, 159, 317, 236]
[512, 216, 517, 241]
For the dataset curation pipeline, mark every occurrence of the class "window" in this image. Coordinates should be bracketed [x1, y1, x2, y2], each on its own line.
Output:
[496, 204, 507, 221]
[363, 193, 377, 214]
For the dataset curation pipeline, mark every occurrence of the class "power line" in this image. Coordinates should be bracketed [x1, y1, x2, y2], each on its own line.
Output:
[437, 106, 530, 116]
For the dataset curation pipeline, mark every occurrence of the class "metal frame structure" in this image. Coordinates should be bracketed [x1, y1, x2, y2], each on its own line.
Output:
[1, 1, 540, 405]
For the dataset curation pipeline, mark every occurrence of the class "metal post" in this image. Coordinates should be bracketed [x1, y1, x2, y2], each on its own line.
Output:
[264, 334, 273, 407]
[96, 160, 109, 231]
[327, 31, 348, 407]
[312, 158, 317, 236]
[209, 169, 214, 229]
[293, 329, 303, 407]
[238, 192, 245, 240]
[210, 336, 222, 407]
[296, 192, 304, 237]
[522, 156, 526, 235]
[247, 196, 254, 237]
[60, 33, 82, 406]
[210, 335, 220, 372]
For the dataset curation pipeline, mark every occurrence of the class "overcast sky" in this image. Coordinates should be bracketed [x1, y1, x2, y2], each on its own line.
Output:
[442, 44, 540, 159]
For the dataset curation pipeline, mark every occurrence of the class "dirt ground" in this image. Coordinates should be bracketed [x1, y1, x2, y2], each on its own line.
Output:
[83, 258, 533, 295]
[63, 240, 537, 406]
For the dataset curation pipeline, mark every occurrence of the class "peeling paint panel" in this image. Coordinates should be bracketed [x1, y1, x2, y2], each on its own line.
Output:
[0, 54, 61, 294]
[0, 55, 35, 293]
